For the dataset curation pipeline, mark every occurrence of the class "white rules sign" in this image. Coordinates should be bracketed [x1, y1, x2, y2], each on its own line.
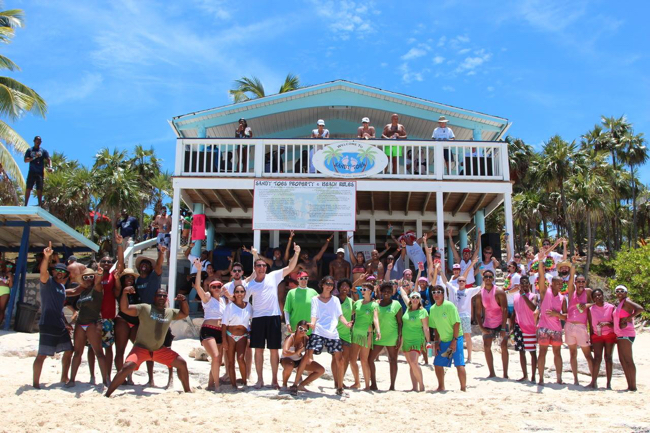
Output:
[253, 180, 356, 231]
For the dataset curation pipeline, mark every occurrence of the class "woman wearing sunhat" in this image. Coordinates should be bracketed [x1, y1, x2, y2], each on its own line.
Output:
[134, 246, 165, 304]
[613, 284, 644, 391]
[66, 267, 110, 388]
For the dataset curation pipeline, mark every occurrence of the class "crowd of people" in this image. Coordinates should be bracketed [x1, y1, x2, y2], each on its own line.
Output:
[26, 222, 645, 398]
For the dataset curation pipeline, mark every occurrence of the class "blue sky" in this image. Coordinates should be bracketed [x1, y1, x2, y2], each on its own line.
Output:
[5, 0, 650, 185]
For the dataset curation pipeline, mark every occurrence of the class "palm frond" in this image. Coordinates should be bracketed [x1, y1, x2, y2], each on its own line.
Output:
[0, 76, 47, 117]
[279, 73, 300, 94]
[0, 118, 28, 151]
[0, 139, 25, 190]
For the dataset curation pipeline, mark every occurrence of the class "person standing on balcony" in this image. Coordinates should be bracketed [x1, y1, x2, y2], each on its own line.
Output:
[234, 118, 252, 173]
[381, 114, 407, 174]
[247, 243, 301, 389]
[432, 116, 455, 174]
[311, 119, 330, 139]
[24, 136, 52, 207]
[115, 209, 140, 246]
[357, 117, 375, 139]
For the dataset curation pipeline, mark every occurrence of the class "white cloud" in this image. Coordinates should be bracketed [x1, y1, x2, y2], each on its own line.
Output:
[448, 34, 470, 50]
[433, 56, 445, 64]
[487, 86, 495, 92]
[45, 72, 103, 105]
[191, 0, 231, 20]
[458, 48, 470, 54]
[407, 37, 416, 44]
[401, 47, 427, 60]
[399, 63, 425, 83]
[312, 1, 378, 40]
[455, 49, 492, 74]
[437, 36, 446, 47]
[442, 85, 455, 92]
[514, 0, 587, 33]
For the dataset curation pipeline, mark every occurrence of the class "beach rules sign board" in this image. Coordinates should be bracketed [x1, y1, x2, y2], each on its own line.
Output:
[253, 180, 356, 231]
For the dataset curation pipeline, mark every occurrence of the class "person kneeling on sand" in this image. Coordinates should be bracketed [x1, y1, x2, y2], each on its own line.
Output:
[105, 287, 191, 397]
[281, 320, 323, 391]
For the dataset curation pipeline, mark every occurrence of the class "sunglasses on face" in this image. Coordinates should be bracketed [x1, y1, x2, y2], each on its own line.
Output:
[322, 282, 334, 286]
[234, 290, 245, 294]
[298, 326, 307, 332]
[53, 269, 68, 274]
[576, 280, 586, 284]
[298, 277, 309, 281]
[432, 290, 444, 295]
[514, 256, 521, 259]
[615, 290, 626, 294]
[210, 285, 222, 290]
[409, 296, 421, 300]
[155, 294, 168, 298]
[543, 243, 550, 247]
[82, 275, 95, 281]
[484, 275, 494, 279]
[485, 251, 492, 255]
[100, 260, 113, 264]
[255, 264, 267, 268]
[458, 280, 466, 283]
[232, 269, 243, 273]
[360, 288, 371, 292]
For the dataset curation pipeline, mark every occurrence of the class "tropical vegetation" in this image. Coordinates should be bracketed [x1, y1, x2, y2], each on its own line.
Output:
[229, 73, 301, 103]
[0, 7, 47, 201]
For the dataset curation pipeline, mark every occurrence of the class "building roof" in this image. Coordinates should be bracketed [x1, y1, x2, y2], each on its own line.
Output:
[171, 80, 510, 141]
[0, 207, 99, 252]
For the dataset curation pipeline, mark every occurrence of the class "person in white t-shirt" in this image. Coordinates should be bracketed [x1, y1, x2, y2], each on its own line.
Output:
[222, 261, 251, 381]
[291, 275, 353, 397]
[448, 228, 481, 287]
[527, 238, 567, 277]
[432, 115, 455, 173]
[504, 261, 522, 316]
[389, 225, 432, 271]
[246, 243, 301, 389]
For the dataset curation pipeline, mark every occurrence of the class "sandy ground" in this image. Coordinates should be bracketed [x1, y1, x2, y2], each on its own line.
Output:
[1, 329, 649, 433]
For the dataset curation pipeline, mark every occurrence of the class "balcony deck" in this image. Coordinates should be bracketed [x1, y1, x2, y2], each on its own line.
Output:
[174, 138, 510, 182]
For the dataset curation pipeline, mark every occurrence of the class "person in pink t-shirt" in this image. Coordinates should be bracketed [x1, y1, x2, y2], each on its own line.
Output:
[613, 285, 644, 392]
[512, 275, 538, 383]
[474, 269, 509, 379]
[587, 288, 616, 389]
[536, 255, 566, 386]
[565, 267, 593, 386]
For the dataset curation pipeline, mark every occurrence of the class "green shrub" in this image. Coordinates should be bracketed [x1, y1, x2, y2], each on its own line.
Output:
[609, 245, 650, 320]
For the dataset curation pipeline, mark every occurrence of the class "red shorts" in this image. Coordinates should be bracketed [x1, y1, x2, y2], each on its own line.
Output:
[591, 333, 617, 344]
[125, 346, 179, 369]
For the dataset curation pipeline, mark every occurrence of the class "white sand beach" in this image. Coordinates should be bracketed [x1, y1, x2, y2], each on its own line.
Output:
[1, 329, 648, 432]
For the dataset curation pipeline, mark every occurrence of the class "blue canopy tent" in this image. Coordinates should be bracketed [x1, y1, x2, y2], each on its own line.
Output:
[0, 207, 99, 330]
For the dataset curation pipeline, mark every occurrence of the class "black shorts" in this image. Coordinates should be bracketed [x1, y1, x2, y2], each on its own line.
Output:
[38, 325, 72, 356]
[306, 333, 342, 355]
[250, 315, 282, 350]
[199, 325, 222, 344]
[163, 329, 175, 348]
[26, 171, 44, 190]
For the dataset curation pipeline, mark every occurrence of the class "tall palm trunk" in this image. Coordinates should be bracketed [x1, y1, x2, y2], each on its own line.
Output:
[560, 183, 574, 255]
[631, 164, 638, 248]
[585, 213, 593, 279]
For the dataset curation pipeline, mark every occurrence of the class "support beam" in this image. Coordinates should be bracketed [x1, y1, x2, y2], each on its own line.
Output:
[4, 223, 30, 330]
[168, 185, 182, 301]
[191, 203, 204, 256]
[369, 218, 376, 244]
[503, 192, 514, 254]
[371, 192, 375, 215]
[208, 190, 232, 213]
[388, 191, 392, 215]
[405, 192, 412, 216]
[193, 189, 216, 212]
[253, 230, 261, 252]
[474, 209, 486, 285]
[453, 193, 470, 216]
[436, 192, 445, 265]
[206, 220, 215, 251]
[226, 189, 248, 213]
[443, 192, 450, 206]
[470, 193, 488, 215]
[421, 192, 431, 215]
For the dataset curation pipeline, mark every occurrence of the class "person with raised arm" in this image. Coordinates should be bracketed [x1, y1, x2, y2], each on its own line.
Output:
[448, 227, 480, 287]
[564, 255, 593, 385]
[512, 276, 538, 382]
[192, 258, 226, 391]
[329, 247, 351, 281]
[247, 243, 301, 389]
[298, 234, 332, 288]
[348, 235, 369, 283]
[390, 224, 431, 273]
[536, 255, 567, 385]
[474, 268, 509, 379]
[587, 288, 616, 389]
[613, 284, 644, 391]
[368, 282, 403, 391]
[292, 276, 353, 396]
[439, 257, 480, 362]
[33, 242, 73, 388]
[65, 267, 110, 388]
[528, 238, 567, 277]
[505, 233, 526, 275]
[105, 287, 191, 397]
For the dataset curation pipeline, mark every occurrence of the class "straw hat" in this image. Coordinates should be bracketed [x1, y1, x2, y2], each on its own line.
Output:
[120, 268, 140, 279]
[438, 116, 449, 123]
[135, 256, 153, 270]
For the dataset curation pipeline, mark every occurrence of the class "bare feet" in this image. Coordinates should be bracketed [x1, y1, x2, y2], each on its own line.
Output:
[574, 379, 579, 386]
[297, 385, 310, 392]
[146, 379, 155, 387]
[388, 386, 395, 391]
[33, 382, 41, 389]
[517, 376, 528, 382]
[487, 374, 496, 378]
[435, 387, 445, 392]
[271, 382, 280, 390]
[254, 380, 264, 389]
[538, 380, 545, 386]
[64, 380, 75, 388]
[125, 377, 135, 386]
[369, 384, 378, 391]
[289, 385, 298, 396]
[89, 377, 96, 385]
[586, 381, 596, 389]
[348, 383, 360, 390]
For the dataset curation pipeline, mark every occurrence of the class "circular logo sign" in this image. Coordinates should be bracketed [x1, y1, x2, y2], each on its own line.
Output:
[312, 141, 388, 178]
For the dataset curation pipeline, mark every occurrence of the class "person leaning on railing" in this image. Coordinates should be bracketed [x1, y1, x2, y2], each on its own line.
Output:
[381, 113, 407, 174]
[432, 115, 455, 174]
[357, 117, 376, 139]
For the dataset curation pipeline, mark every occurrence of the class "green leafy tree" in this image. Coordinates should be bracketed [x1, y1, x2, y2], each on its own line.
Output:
[229, 73, 301, 103]
[0, 8, 47, 197]
[609, 244, 650, 319]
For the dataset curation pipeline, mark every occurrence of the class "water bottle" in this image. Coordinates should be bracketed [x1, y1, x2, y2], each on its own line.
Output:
[427, 342, 433, 357]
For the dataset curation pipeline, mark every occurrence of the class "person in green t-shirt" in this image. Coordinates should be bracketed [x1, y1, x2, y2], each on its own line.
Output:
[350, 282, 381, 391]
[369, 282, 403, 391]
[105, 288, 191, 397]
[429, 285, 466, 392]
[400, 289, 430, 392]
[335, 278, 359, 389]
[284, 271, 319, 334]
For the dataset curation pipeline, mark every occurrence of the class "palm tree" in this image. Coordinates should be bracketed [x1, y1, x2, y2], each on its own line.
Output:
[0, 8, 47, 192]
[131, 144, 161, 231]
[357, 146, 377, 171]
[322, 146, 342, 172]
[619, 132, 648, 247]
[505, 136, 534, 186]
[534, 135, 579, 254]
[229, 73, 301, 103]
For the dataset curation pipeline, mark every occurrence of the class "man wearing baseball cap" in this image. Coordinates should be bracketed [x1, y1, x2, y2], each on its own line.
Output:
[24, 136, 52, 207]
[311, 119, 330, 138]
[329, 247, 351, 281]
[284, 271, 318, 335]
[357, 117, 376, 139]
